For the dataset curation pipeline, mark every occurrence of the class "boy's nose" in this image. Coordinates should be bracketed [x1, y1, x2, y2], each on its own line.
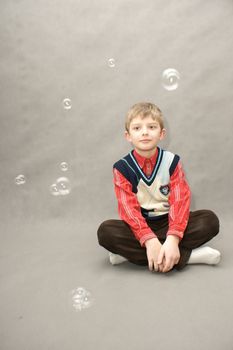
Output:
[142, 127, 148, 135]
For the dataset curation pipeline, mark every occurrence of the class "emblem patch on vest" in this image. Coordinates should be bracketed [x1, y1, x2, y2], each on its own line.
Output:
[159, 184, 170, 196]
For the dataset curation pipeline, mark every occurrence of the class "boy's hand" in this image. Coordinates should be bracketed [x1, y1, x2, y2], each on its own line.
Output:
[145, 238, 163, 272]
[157, 236, 180, 273]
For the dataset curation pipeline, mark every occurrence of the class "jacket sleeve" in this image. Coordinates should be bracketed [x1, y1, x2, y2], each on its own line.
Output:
[167, 160, 191, 240]
[113, 168, 157, 247]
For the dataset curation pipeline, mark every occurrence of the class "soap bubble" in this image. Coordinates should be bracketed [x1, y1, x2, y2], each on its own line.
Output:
[15, 174, 26, 185]
[50, 177, 71, 196]
[50, 183, 60, 196]
[62, 98, 72, 110]
[82, 292, 93, 309]
[71, 287, 94, 311]
[56, 177, 71, 195]
[162, 68, 180, 91]
[108, 58, 116, 68]
[60, 162, 68, 172]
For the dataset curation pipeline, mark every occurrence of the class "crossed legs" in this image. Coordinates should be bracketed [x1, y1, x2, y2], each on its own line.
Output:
[97, 209, 220, 271]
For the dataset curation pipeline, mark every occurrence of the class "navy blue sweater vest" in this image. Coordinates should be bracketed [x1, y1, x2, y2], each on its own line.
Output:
[113, 147, 180, 220]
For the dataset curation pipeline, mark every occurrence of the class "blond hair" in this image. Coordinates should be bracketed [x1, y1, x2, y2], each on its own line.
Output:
[125, 102, 164, 132]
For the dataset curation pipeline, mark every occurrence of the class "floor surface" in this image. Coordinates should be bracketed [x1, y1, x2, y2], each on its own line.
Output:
[0, 213, 232, 350]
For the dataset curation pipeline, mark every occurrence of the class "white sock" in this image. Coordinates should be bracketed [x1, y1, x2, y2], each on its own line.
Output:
[187, 246, 221, 265]
[109, 252, 127, 265]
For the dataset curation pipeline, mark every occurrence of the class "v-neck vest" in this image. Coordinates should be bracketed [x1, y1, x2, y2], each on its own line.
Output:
[113, 147, 180, 218]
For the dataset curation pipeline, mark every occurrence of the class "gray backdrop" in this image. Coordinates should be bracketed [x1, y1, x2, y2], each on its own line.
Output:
[0, 1, 233, 349]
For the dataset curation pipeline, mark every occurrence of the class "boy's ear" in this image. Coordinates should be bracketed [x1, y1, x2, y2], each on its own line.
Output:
[124, 130, 131, 142]
[159, 128, 166, 140]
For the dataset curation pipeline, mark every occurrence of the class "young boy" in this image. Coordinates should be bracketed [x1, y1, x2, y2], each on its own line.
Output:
[97, 102, 221, 272]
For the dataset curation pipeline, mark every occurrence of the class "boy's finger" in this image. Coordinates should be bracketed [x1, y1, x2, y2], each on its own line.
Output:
[162, 258, 171, 272]
[158, 257, 165, 272]
[157, 249, 164, 264]
[158, 264, 163, 272]
[163, 261, 174, 273]
[153, 261, 159, 272]
[158, 258, 164, 270]
[148, 259, 153, 271]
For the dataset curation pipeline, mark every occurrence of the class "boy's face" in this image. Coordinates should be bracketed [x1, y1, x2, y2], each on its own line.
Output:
[125, 114, 165, 156]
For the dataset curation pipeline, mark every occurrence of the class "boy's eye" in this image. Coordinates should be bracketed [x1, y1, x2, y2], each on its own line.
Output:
[149, 125, 158, 129]
[133, 126, 140, 130]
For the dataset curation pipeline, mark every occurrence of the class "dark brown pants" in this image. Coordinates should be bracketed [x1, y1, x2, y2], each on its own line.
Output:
[97, 210, 220, 270]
